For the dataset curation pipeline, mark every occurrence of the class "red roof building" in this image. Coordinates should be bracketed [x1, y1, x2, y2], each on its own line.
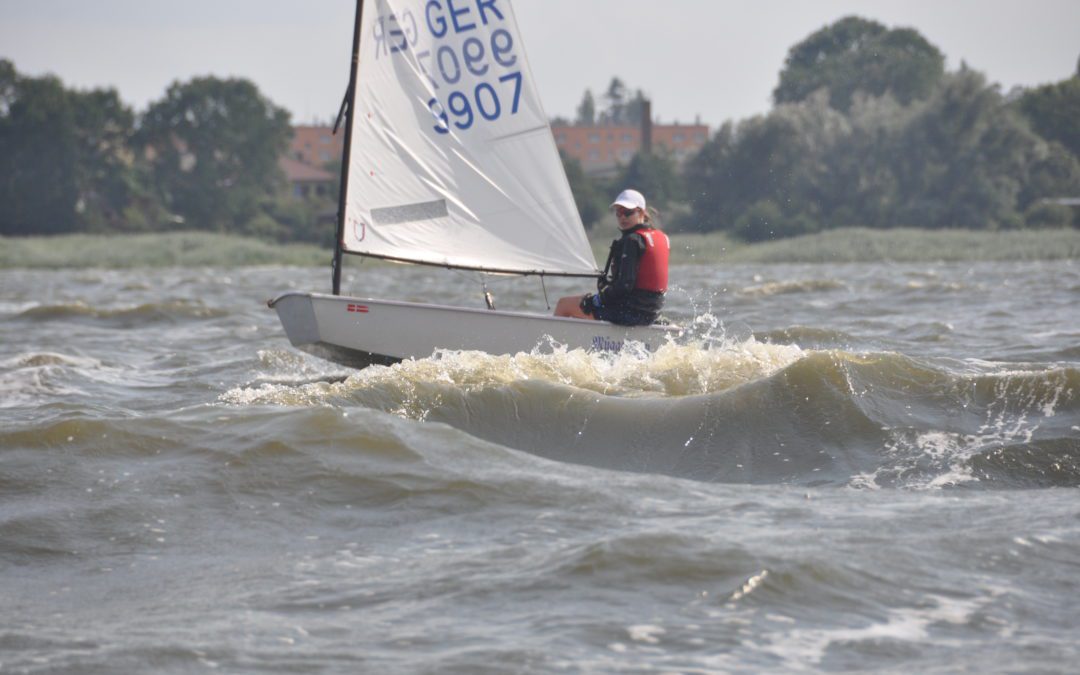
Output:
[281, 126, 343, 200]
[279, 156, 336, 199]
[552, 123, 709, 175]
[289, 126, 344, 169]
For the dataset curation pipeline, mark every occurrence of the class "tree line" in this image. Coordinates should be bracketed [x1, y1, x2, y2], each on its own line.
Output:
[2, 15, 1079, 242]
[0, 60, 330, 244]
[566, 17, 1080, 237]
[550, 77, 651, 128]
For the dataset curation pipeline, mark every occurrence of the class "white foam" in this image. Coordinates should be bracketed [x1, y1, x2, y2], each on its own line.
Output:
[925, 463, 977, 489]
[730, 570, 770, 602]
[0, 301, 41, 315]
[874, 385, 1060, 488]
[224, 338, 806, 409]
[0, 352, 101, 407]
[627, 624, 665, 644]
[758, 594, 985, 668]
[848, 470, 883, 490]
[1, 352, 102, 370]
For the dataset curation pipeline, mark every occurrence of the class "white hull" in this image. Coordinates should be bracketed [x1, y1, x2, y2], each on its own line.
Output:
[269, 292, 681, 369]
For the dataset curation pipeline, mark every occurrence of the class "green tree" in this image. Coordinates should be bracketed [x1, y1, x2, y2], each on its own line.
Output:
[824, 92, 916, 228]
[680, 123, 733, 232]
[140, 76, 291, 232]
[623, 89, 649, 127]
[1023, 201, 1073, 228]
[560, 150, 607, 229]
[887, 70, 1040, 229]
[0, 59, 14, 111]
[686, 63, 1079, 238]
[774, 16, 945, 112]
[69, 88, 166, 232]
[681, 28, 1077, 238]
[259, 193, 337, 246]
[733, 199, 794, 242]
[0, 60, 162, 236]
[600, 77, 627, 125]
[575, 89, 596, 126]
[683, 92, 848, 238]
[1019, 142, 1080, 212]
[615, 150, 681, 213]
[0, 68, 79, 235]
[1017, 75, 1080, 159]
[575, 78, 649, 127]
[0, 59, 21, 231]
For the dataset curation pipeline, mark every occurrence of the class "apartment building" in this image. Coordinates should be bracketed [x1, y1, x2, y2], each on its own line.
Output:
[290, 125, 344, 168]
[552, 123, 709, 175]
[281, 126, 343, 199]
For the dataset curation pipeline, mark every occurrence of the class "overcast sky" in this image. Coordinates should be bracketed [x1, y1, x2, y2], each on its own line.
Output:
[2, 0, 1077, 127]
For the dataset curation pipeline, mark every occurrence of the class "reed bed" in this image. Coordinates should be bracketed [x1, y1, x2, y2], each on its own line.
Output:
[3, 227, 1078, 269]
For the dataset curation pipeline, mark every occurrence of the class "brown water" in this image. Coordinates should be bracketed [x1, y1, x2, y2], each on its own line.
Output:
[2, 261, 1078, 672]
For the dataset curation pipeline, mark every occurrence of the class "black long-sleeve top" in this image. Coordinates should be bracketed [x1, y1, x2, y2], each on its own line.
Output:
[596, 225, 664, 316]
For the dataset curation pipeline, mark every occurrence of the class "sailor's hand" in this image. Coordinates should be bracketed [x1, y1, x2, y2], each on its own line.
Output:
[579, 293, 601, 316]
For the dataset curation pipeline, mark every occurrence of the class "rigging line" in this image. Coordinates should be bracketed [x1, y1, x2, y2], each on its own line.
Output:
[446, 268, 495, 308]
[451, 267, 515, 288]
[448, 267, 480, 285]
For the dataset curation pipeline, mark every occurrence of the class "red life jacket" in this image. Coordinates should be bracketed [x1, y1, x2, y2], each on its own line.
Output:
[634, 228, 669, 292]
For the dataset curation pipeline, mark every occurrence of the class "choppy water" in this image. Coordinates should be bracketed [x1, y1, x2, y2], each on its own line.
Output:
[2, 261, 1079, 673]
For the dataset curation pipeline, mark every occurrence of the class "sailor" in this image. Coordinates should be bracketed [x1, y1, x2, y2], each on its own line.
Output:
[554, 189, 669, 325]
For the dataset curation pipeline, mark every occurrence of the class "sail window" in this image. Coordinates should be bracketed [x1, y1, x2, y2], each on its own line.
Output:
[370, 200, 449, 225]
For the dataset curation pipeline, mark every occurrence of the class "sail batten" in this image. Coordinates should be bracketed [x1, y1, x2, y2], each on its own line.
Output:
[342, 0, 597, 277]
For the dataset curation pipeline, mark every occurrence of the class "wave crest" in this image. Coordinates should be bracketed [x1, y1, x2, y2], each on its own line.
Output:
[16, 300, 226, 323]
[226, 339, 1080, 490]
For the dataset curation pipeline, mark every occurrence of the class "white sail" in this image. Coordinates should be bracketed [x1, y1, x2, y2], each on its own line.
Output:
[341, 0, 597, 276]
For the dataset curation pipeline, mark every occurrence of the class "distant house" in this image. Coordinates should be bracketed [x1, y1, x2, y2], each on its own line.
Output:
[290, 125, 344, 168]
[282, 126, 342, 199]
[552, 123, 709, 176]
[279, 156, 336, 199]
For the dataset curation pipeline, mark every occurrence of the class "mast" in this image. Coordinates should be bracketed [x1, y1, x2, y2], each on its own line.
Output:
[332, 0, 365, 296]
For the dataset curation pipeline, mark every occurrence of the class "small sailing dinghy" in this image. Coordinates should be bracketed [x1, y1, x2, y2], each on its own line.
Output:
[269, 0, 681, 368]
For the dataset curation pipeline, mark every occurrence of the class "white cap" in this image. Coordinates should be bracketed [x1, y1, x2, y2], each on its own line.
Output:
[611, 189, 646, 211]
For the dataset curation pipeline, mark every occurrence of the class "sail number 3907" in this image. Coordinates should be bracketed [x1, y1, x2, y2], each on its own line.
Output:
[418, 25, 522, 134]
[427, 72, 521, 133]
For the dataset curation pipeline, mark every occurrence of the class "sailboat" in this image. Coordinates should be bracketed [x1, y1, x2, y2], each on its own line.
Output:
[269, 0, 681, 368]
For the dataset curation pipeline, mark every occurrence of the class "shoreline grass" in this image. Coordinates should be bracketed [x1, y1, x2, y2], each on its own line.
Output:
[0, 231, 327, 269]
[665, 227, 1080, 264]
[2, 227, 1078, 269]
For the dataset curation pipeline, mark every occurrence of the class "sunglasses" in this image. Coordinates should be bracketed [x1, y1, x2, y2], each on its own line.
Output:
[614, 207, 639, 218]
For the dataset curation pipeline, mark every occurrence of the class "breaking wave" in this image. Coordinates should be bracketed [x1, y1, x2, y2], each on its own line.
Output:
[222, 340, 1080, 490]
[737, 279, 847, 297]
[14, 300, 227, 324]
